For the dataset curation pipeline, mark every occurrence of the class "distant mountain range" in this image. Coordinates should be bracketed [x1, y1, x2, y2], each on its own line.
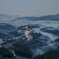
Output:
[0, 14, 59, 21]
[0, 14, 12, 19]
[16, 14, 59, 21]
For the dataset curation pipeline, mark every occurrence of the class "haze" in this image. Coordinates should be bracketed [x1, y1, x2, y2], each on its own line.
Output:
[0, 0, 59, 17]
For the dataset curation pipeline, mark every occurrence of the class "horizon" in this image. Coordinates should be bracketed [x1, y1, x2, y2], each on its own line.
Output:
[0, 13, 59, 17]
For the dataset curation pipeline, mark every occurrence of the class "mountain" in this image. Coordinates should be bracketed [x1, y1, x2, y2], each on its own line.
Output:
[0, 23, 16, 38]
[0, 14, 12, 19]
[0, 14, 59, 59]
[0, 23, 15, 32]
[34, 14, 59, 20]
[0, 14, 8, 17]
[34, 50, 59, 59]
[0, 32, 9, 39]
[0, 14, 59, 21]
[16, 14, 59, 21]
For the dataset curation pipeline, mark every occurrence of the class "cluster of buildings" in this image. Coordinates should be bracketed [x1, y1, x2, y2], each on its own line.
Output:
[0, 37, 18, 47]
[0, 39, 3, 44]
[0, 26, 36, 47]
[0, 35, 25, 47]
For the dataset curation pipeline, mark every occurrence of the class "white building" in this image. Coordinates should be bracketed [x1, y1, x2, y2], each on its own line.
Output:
[0, 39, 3, 44]
[13, 37, 19, 40]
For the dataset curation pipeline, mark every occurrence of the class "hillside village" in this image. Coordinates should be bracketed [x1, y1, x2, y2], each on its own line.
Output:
[0, 25, 43, 59]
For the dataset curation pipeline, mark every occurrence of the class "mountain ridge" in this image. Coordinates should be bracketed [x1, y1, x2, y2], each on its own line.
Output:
[0, 14, 59, 21]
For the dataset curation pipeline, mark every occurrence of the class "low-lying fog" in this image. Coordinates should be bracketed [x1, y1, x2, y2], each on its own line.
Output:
[0, 15, 59, 58]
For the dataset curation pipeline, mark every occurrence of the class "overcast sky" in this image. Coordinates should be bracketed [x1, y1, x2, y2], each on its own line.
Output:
[0, 0, 59, 17]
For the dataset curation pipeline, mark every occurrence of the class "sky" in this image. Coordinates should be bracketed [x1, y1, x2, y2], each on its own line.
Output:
[0, 0, 59, 17]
